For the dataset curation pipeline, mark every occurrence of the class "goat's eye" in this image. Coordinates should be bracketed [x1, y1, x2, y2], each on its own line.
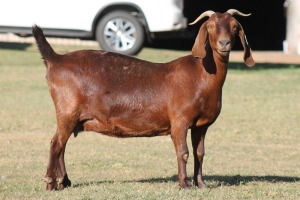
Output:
[207, 24, 214, 33]
[207, 24, 214, 29]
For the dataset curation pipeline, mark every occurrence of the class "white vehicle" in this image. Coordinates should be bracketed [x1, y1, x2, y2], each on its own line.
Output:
[0, 0, 187, 55]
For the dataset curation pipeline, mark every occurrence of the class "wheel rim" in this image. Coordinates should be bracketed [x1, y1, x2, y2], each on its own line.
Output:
[103, 18, 137, 52]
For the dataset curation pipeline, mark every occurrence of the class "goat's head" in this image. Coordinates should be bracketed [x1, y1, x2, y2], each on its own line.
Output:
[190, 9, 255, 67]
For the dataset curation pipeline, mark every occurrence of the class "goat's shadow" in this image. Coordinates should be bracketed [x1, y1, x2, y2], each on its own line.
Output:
[72, 174, 300, 189]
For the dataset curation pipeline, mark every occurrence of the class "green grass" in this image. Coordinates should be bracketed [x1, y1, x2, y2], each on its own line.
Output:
[0, 42, 300, 199]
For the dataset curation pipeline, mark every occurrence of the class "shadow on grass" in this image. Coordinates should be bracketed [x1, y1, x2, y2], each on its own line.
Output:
[133, 174, 300, 187]
[0, 42, 32, 50]
[72, 180, 115, 188]
[72, 174, 300, 188]
[72, 176, 177, 188]
[204, 175, 300, 188]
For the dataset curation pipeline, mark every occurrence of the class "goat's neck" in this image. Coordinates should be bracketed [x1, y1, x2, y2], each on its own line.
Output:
[202, 47, 229, 87]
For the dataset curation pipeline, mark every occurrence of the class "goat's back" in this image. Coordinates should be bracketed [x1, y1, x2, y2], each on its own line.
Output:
[48, 50, 171, 94]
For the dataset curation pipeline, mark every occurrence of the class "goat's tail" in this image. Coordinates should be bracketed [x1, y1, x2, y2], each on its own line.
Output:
[32, 25, 56, 62]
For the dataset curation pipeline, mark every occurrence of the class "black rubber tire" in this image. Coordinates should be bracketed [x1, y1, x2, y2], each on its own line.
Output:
[96, 11, 145, 55]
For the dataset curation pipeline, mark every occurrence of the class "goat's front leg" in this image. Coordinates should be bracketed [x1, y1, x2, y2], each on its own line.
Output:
[45, 124, 73, 190]
[191, 126, 208, 188]
[171, 122, 191, 188]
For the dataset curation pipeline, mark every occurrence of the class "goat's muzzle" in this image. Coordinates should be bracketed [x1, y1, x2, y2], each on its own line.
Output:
[217, 39, 232, 56]
[219, 40, 231, 48]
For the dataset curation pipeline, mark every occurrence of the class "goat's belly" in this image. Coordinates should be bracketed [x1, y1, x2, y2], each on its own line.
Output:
[82, 117, 171, 138]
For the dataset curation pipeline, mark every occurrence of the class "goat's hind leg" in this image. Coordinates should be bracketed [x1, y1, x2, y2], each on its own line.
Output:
[191, 126, 207, 188]
[57, 145, 72, 190]
[45, 119, 75, 190]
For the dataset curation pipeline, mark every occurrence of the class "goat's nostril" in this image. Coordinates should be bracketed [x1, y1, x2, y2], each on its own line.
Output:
[219, 40, 230, 47]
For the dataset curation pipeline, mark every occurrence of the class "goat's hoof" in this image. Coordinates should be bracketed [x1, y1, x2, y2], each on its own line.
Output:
[58, 178, 72, 190]
[196, 180, 206, 189]
[57, 174, 72, 190]
[46, 181, 57, 191]
[193, 176, 206, 189]
[45, 177, 57, 191]
[179, 180, 192, 189]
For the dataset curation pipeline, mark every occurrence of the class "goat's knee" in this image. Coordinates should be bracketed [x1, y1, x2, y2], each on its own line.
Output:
[197, 148, 205, 160]
[182, 152, 189, 163]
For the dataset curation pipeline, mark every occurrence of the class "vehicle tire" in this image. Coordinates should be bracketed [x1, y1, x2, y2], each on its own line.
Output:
[96, 11, 145, 55]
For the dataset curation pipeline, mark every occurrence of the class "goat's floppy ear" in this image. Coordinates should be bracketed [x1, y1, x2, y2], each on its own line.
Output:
[238, 22, 255, 67]
[192, 21, 208, 58]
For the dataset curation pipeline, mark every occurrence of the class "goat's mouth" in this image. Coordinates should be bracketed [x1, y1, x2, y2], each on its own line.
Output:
[217, 49, 231, 56]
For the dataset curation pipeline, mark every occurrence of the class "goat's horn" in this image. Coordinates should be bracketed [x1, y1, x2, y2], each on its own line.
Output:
[189, 10, 215, 25]
[227, 9, 251, 17]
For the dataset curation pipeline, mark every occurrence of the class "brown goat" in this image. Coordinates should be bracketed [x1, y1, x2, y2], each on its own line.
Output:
[32, 9, 255, 190]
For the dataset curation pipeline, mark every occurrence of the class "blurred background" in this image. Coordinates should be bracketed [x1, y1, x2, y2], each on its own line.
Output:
[183, 0, 287, 51]
[1, 0, 298, 54]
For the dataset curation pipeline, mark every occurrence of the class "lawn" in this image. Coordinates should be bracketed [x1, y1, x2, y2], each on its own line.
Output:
[0, 41, 299, 199]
